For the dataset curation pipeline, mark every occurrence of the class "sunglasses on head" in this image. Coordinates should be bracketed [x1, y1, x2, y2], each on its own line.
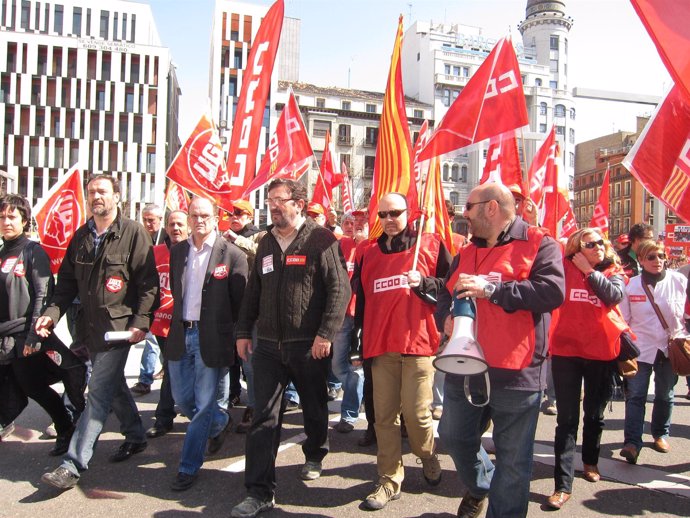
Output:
[646, 253, 666, 261]
[581, 239, 605, 249]
[377, 209, 406, 219]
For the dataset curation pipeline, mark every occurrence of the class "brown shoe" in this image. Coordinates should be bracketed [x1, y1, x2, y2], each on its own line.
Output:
[620, 444, 639, 464]
[457, 491, 486, 518]
[546, 491, 571, 510]
[652, 437, 670, 453]
[582, 464, 600, 483]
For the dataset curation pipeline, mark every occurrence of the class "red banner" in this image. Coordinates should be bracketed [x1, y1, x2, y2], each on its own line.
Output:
[243, 90, 313, 195]
[420, 158, 455, 255]
[631, 0, 690, 98]
[623, 85, 690, 224]
[412, 120, 431, 194]
[33, 165, 85, 274]
[312, 131, 343, 210]
[528, 126, 558, 206]
[368, 16, 417, 239]
[589, 165, 610, 237]
[561, 205, 578, 239]
[225, 0, 284, 201]
[480, 131, 523, 192]
[535, 137, 569, 237]
[164, 180, 190, 212]
[166, 112, 228, 208]
[419, 36, 528, 161]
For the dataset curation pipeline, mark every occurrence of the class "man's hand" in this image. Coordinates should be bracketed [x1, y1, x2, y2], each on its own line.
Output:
[35, 316, 54, 338]
[237, 338, 253, 361]
[453, 273, 489, 299]
[406, 270, 422, 288]
[312, 335, 332, 359]
[128, 328, 146, 343]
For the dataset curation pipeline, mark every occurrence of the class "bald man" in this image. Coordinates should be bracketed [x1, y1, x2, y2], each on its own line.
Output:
[353, 192, 451, 510]
[435, 183, 565, 518]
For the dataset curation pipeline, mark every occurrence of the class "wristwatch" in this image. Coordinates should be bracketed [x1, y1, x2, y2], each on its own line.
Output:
[483, 282, 497, 299]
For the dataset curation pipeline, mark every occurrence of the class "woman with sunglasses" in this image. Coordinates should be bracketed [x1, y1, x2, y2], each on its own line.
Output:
[546, 228, 628, 510]
[619, 240, 688, 465]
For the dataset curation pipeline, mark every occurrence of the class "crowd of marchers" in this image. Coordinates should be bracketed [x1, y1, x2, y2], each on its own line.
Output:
[1, 176, 689, 518]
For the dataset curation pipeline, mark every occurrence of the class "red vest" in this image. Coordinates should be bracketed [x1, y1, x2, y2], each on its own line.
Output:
[550, 260, 627, 360]
[361, 233, 441, 358]
[448, 226, 544, 370]
[150, 244, 173, 337]
[339, 237, 357, 317]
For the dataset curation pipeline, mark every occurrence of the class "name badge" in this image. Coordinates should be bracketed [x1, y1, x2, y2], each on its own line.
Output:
[286, 255, 307, 266]
[262, 255, 274, 274]
[213, 264, 228, 279]
[629, 295, 646, 303]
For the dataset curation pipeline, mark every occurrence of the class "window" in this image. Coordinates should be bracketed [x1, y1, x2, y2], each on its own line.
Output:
[550, 59, 559, 73]
[413, 109, 423, 118]
[337, 124, 351, 145]
[539, 123, 547, 133]
[452, 65, 460, 76]
[450, 164, 459, 182]
[113, 13, 118, 40]
[364, 155, 375, 177]
[569, 152, 575, 167]
[569, 128, 575, 144]
[312, 119, 330, 137]
[231, 30, 239, 41]
[443, 89, 451, 107]
[549, 80, 558, 89]
[539, 102, 547, 115]
[442, 164, 450, 182]
[341, 100, 351, 110]
[569, 108, 576, 120]
[624, 199, 631, 215]
[365, 127, 378, 146]
[550, 36, 559, 50]
[624, 180, 631, 196]
[100, 10, 109, 39]
[444, 64, 451, 75]
[615, 183, 620, 197]
[554, 104, 566, 117]
[315, 97, 325, 109]
[461, 66, 470, 77]
[461, 165, 468, 182]
[72, 7, 81, 36]
[233, 49, 242, 69]
[340, 154, 351, 168]
[54, 4, 63, 33]
[365, 103, 376, 114]
[97, 88, 106, 110]
[20, 0, 29, 29]
[535, 78, 542, 87]
[125, 92, 134, 112]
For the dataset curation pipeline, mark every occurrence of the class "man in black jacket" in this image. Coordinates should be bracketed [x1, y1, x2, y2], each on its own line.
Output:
[166, 197, 247, 491]
[37, 174, 159, 490]
[230, 179, 350, 518]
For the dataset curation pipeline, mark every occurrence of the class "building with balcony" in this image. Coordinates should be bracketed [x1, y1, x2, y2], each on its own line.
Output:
[574, 116, 679, 241]
[276, 80, 432, 210]
[0, 0, 180, 218]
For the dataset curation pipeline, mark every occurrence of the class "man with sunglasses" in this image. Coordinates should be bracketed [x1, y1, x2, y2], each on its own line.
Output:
[352, 192, 452, 510]
[231, 178, 350, 518]
[435, 183, 565, 518]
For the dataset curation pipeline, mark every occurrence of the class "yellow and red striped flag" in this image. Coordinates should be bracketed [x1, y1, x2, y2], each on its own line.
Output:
[367, 15, 417, 239]
[420, 157, 455, 256]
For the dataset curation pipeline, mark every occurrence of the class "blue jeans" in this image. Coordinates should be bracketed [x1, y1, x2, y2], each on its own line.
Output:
[168, 328, 229, 476]
[138, 333, 160, 386]
[217, 368, 230, 410]
[432, 370, 445, 408]
[624, 354, 677, 449]
[62, 346, 145, 475]
[284, 381, 300, 405]
[331, 316, 364, 423]
[440, 375, 541, 518]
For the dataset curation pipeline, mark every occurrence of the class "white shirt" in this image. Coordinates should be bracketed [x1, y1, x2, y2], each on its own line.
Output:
[620, 271, 688, 364]
[182, 231, 217, 321]
[270, 216, 306, 252]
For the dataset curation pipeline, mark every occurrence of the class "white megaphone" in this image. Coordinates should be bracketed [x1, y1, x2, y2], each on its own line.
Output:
[433, 295, 488, 376]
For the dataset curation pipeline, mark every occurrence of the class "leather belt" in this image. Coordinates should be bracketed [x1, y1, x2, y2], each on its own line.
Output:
[182, 320, 199, 329]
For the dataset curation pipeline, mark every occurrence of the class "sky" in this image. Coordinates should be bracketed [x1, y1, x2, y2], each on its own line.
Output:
[144, 0, 671, 145]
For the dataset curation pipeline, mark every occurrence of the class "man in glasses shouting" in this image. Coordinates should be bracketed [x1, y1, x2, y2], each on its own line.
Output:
[352, 192, 451, 510]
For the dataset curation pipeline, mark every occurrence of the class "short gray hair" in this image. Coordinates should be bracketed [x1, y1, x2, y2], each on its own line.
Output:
[142, 203, 164, 218]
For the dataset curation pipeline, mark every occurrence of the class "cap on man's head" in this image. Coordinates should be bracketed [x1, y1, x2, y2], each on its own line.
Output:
[352, 208, 368, 217]
[307, 202, 325, 216]
[232, 199, 254, 216]
[506, 183, 525, 199]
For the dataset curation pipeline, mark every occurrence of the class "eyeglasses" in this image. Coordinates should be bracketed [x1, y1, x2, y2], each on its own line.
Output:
[377, 209, 406, 219]
[646, 253, 666, 261]
[581, 239, 605, 249]
[266, 197, 294, 206]
[231, 209, 250, 217]
[465, 200, 493, 211]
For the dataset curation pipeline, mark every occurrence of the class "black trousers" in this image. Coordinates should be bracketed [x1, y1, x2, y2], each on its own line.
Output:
[363, 358, 375, 428]
[153, 336, 176, 427]
[245, 339, 329, 500]
[552, 355, 613, 493]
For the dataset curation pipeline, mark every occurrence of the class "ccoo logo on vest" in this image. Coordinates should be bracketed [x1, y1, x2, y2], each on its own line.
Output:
[569, 288, 601, 307]
[373, 274, 409, 293]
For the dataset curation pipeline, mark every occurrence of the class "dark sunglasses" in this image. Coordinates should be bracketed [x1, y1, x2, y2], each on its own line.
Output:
[646, 253, 666, 261]
[465, 200, 492, 211]
[377, 209, 406, 219]
[581, 239, 605, 249]
[231, 209, 250, 217]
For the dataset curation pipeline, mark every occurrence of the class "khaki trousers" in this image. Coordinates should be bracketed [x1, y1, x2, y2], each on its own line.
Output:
[371, 352, 435, 492]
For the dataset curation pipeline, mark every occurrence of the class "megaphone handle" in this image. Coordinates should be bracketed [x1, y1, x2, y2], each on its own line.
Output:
[463, 372, 490, 408]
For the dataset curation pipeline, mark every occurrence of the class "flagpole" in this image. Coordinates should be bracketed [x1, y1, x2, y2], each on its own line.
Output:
[411, 159, 432, 271]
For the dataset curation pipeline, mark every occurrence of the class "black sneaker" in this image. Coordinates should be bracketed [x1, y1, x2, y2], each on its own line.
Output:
[130, 382, 151, 396]
[49, 425, 75, 456]
[206, 413, 233, 456]
[358, 427, 377, 447]
[109, 441, 147, 462]
[230, 496, 275, 517]
[171, 471, 197, 491]
[146, 422, 173, 439]
[41, 467, 79, 489]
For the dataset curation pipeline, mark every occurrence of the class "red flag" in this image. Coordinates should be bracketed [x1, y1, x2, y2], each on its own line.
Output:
[528, 126, 558, 207]
[243, 90, 313, 195]
[312, 131, 342, 209]
[33, 165, 85, 274]
[412, 120, 431, 193]
[341, 162, 354, 213]
[589, 165, 610, 237]
[480, 132, 523, 190]
[561, 205, 578, 239]
[623, 84, 690, 224]
[419, 36, 528, 160]
[631, 0, 690, 98]
[535, 138, 569, 237]
[225, 0, 284, 201]
[420, 158, 455, 255]
[166, 112, 229, 208]
[164, 180, 190, 212]
[368, 16, 418, 239]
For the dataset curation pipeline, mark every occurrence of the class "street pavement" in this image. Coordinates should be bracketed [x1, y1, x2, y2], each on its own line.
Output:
[2, 331, 690, 517]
